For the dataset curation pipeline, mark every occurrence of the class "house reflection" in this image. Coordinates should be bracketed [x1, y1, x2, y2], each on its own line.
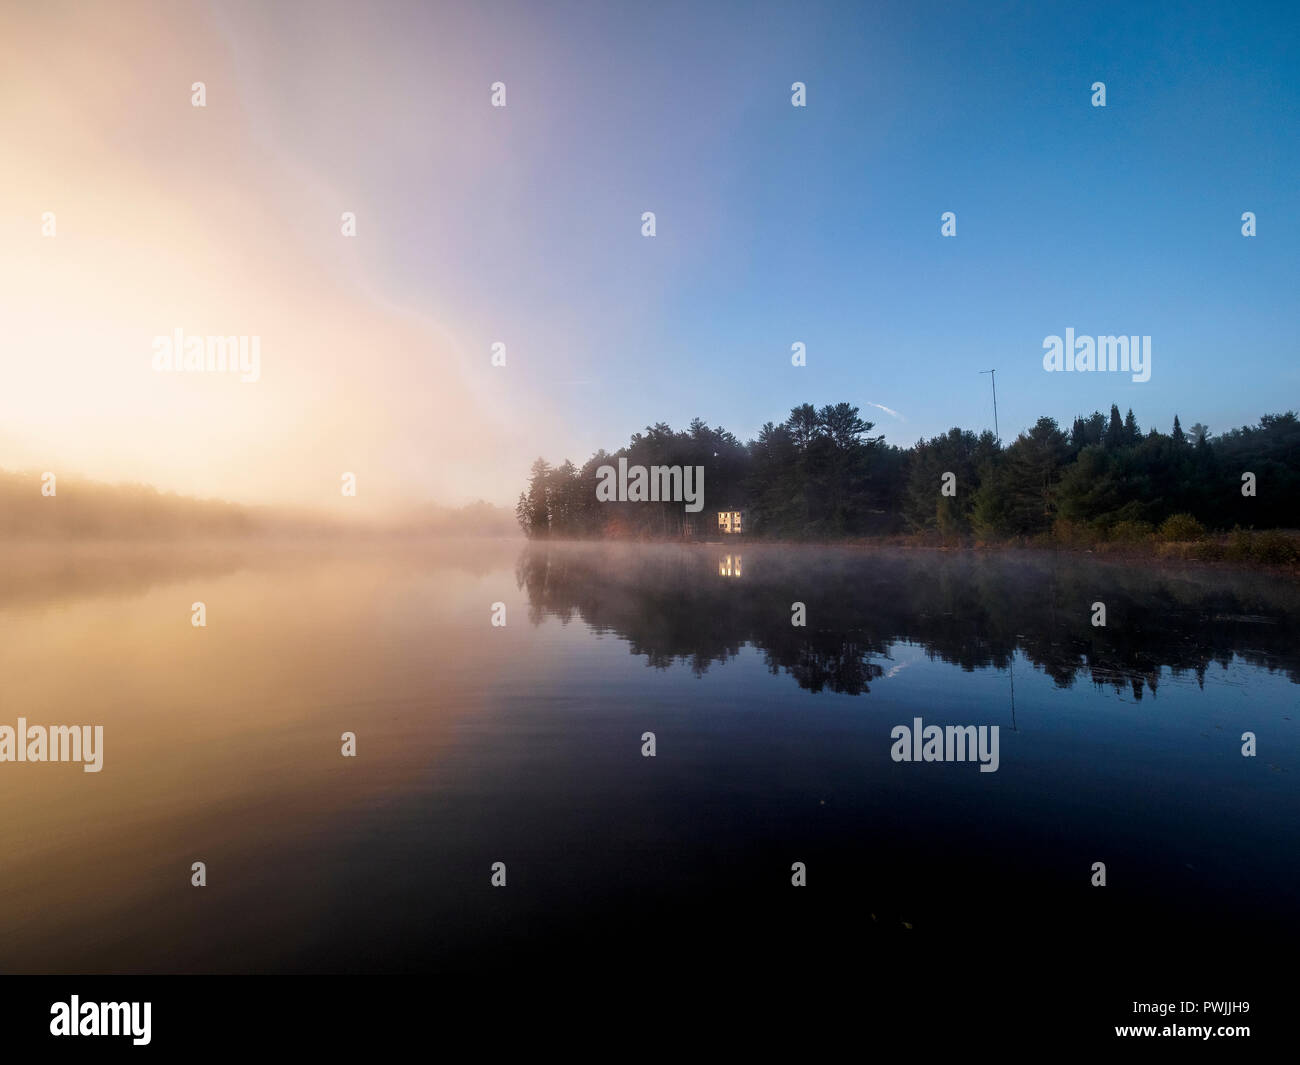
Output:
[516, 543, 1300, 698]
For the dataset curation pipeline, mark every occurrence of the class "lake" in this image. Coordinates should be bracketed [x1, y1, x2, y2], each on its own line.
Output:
[2, 539, 1297, 975]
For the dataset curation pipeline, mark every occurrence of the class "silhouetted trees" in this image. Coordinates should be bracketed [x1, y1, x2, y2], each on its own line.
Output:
[516, 542, 1300, 693]
[0, 470, 518, 539]
[519, 405, 1300, 541]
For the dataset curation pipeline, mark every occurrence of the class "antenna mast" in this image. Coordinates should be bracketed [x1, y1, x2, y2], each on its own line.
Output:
[979, 369, 999, 443]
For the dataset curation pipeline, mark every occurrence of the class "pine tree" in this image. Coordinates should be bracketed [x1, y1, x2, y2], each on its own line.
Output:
[1105, 405, 1125, 448]
[1123, 409, 1140, 445]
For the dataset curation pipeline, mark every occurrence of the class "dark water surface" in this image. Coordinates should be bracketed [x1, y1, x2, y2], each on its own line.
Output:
[2, 539, 1297, 974]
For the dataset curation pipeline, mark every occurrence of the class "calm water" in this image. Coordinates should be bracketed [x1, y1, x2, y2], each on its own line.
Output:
[2, 539, 1297, 973]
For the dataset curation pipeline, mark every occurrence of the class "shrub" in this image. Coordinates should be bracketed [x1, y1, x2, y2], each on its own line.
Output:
[1225, 527, 1253, 560]
[1052, 519, 1100, 547]
[1157, 513, 1205, 542]
[1109, 520, 1155, 544]
[1223, 528, 1299, 564]
[1248, 529, 1300, 564]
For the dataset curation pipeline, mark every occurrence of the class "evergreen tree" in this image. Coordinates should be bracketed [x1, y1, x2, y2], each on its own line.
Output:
[1123, 408, 1141, 446]
[516, 407, 1300, 540]
[1104, 405, 1125, 448]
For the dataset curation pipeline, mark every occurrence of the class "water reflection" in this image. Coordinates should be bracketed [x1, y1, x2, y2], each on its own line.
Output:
[518, 542, 1300, 696]
[1, 538, 1295, 974]
[0, 538, 538, 973]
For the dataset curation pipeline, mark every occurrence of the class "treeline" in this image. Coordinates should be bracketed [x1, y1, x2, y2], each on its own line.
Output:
[516, 404, 1300, 543]
[0, 470, 518, 539]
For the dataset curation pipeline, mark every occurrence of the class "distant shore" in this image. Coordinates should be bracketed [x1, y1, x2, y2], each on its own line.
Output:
[527, 527, 1300, 579]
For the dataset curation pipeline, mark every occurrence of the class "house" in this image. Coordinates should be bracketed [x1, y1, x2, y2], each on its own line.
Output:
[717, 509, 744, 535]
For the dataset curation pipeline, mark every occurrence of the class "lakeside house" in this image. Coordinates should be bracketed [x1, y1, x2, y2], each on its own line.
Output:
[718, 509, 744, 535]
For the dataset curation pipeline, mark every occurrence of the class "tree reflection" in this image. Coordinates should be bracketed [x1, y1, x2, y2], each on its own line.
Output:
[517, 543, 1300, 696]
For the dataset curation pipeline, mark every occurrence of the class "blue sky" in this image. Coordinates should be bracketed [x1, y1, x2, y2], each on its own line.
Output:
[384, 0, 1298, 481]
[418, 0, 1300, 462]
[6, 0, 1297, 506]
[674, 3, 1280, 441]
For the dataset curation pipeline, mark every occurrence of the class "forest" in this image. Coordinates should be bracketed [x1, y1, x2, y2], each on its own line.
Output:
[0, 471, 517, 540]
[516, 403, 1300, 557]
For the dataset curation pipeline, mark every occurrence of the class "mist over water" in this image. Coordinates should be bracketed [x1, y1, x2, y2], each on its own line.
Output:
[2, 539, 1296, 973]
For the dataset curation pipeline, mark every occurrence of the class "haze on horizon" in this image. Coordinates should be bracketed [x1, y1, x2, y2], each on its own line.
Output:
[2, 0, 1297, 512]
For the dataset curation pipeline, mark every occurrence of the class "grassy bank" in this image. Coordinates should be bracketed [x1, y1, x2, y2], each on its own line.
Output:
[879, 518, 1300, 576]
[679, 515, 1300, 578]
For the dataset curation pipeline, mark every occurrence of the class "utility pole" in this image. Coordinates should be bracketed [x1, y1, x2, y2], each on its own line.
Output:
[979, 369, 999, 443]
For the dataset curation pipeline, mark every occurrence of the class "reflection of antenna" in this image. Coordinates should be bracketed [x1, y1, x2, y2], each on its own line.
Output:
[979, 369, 999, 443]
[1009, 649, 1017, 732]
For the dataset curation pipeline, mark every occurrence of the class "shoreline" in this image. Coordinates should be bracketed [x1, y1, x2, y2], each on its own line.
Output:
[520, 531, 1300, 580]
[2, 529, 1296, 582]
